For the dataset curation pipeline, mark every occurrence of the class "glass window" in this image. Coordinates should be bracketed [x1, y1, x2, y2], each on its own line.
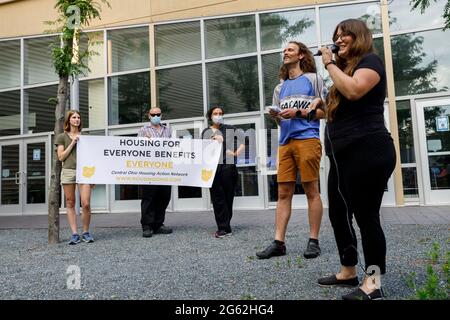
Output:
[262, 53, 282, 107]
[397, 100, 415, 163]
[79, 79, 105, 130]
[156, 64, 203, 120]
[402, 167, 419, 198]
[265, 114, 279, 171]
[0, 90, 21, 137]
[1, 144, 19, 205]
[24, 84, 58, 133]
[260, 9, 316, 51]
[320, 2, 381, 44]
[107, 27, 149, 73]
[207, 56, 259, 113]
[0, 40, 20, 89]
[424, 104, 450, 191]
[108, 72, 150, 125]
[205, 15, 256, 59]
[79, 31, 105, 78]
[388, 0, 446, 32]
[391, 29, 450, 96]
[155, 21, 201, 66]
[24, 36, 59, 85]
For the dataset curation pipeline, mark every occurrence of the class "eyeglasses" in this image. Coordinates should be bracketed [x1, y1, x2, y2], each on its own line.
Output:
[150, 113, 161, 117]
[334, 32, 352, 41]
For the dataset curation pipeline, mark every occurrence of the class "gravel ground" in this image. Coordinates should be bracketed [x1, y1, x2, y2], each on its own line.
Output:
[0, 222, 448, 300]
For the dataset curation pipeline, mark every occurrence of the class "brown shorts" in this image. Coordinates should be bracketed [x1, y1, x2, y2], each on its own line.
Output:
[277, 138, 322, 183]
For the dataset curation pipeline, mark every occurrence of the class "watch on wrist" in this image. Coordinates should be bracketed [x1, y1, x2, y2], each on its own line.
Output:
[325, 60, 336, 70]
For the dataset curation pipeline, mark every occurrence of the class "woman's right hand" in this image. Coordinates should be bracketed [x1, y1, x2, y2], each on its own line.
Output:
[212, 135, 224, 144]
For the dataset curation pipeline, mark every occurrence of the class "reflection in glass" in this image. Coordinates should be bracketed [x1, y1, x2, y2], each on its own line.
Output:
[107, 27, 149, 73]
[176, 128, 202, 199]
[207, 57, 259, 113]
[267, 175, 305, 202]
[265, 114, 279, 171]
[0, 90, 21, 137]
[24, 84, 58, 134]
[233, 123, 258, 197]
[156, 65, 203, 120]
[114, 134, 143, 200]
[24, 36, 59, 85]
[205, 15, 256, 59]
[108, 72, 150, 125]
[424, 105, 450, 190]
[397, 100, 415, 163]
[428, 155, 450, 190]
[424, 105, 450, 153]
[79, 31, 105, 78]
[27, 143, 46, 204]
[79, 79, 105, 130]
[0, 40, 20, 89]
[155, 21, 201, 66]
[388, 0, 446, 32]
[320, 2, 382, 44]
[262, 53, 282, 107]
[391, 29, 450, 96]
[402, 167, 419, 198]
[1, 144, 19, 205]
[260, 9, 316, 51]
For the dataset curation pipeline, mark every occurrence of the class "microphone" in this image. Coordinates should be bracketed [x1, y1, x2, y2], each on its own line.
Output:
[314, 44, 339, 56]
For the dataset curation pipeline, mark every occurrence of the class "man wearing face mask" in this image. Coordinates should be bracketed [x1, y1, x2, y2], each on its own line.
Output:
[202, 106, 245, 238]
[137, 107, 173, 238]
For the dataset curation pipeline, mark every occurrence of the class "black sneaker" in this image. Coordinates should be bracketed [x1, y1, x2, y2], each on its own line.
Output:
[153, 225, 173, 234]
[142, 229, 153, 238]
[256, 241, 286, 259]
[318, 274, 359, 287]
[303, 239, 321, 259]
[215, 230, 232, 238]
[342, 288, 385, 300]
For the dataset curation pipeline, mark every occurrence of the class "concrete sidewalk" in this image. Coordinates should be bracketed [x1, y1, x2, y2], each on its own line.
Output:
[0, 205, 449, 229]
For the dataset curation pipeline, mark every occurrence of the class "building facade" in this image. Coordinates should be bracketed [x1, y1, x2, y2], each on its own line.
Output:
[0, 0, 449, 215]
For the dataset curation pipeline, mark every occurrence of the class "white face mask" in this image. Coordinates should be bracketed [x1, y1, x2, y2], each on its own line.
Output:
[212, 115, 223, 125]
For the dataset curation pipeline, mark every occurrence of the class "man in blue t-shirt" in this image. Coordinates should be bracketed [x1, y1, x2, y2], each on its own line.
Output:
[257, 41, 327, 260]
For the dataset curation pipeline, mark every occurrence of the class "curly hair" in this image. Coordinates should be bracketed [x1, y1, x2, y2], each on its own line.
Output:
[279, 41, 316, 80]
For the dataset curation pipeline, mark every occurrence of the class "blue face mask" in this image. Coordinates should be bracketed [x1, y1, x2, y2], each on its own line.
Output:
[150, 115, 161, 125]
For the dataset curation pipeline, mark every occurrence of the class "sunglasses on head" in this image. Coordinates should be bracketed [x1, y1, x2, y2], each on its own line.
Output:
[150, 113, 161, 117]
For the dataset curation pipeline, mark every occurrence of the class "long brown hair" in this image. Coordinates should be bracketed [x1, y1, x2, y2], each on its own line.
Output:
[279, 41, 316, 80]
[327, 19, 374, 121]
[63, 110, 83, 132]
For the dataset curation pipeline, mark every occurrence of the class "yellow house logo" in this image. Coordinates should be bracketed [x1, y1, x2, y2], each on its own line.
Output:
[201, 169, 213, 182]
[82, 166, 95, 178]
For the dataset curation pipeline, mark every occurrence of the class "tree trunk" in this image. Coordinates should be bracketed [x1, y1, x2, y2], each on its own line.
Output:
[48, 75, 69, 244]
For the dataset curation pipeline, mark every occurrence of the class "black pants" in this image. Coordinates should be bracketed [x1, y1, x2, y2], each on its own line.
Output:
[140, 185, 172, 231]
[210, 164, 238, 233]
[327, 133, 396, 274]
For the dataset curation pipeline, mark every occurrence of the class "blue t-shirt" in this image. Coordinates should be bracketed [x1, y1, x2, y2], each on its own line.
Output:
[274, 73, 325, 145]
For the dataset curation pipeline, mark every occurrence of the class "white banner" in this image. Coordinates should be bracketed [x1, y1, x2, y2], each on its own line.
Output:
[76, 136, 222, 188]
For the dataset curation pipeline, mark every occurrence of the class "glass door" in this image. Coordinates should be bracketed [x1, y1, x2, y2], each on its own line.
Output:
[108, 126, 143, 213]
[0, 141, 21, 215]
[225, 116, 265, 209]
[171, 121, 208, 211]
[416, 98, 450, 205]
[23, 137, 49, 214]
[0, 136, 49, 216]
